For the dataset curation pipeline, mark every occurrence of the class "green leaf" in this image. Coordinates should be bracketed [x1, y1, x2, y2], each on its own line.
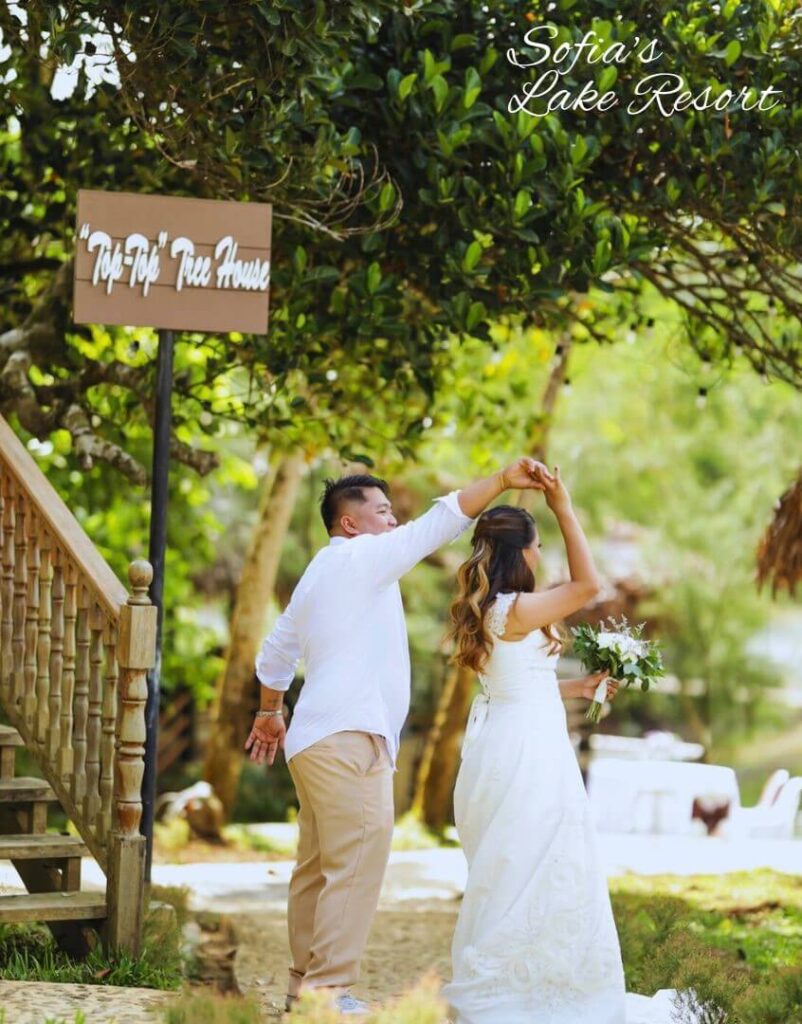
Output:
[293, 246, 307, 273]
[593, 237, 612, 274]
[464, 67, 481, 109]
[514, 189, 532, 219]
[451, 33, 476, 52]
[463, 240, 482, 272]
[304, 266, 340, 284]
[422, 49, 436, 84]
[466, 300, 486, 330]
[378, 183, 396, 213]
[398, 72, 417, 101]
[479, 47, 498, 75]
[347, 453, 375, 467]
[367, 261, 382, 294]
[342, 126, 362, 153]
[597, 66, 617, 93]
[431, 74, 448, 113]
[724, 39, 741, 67]
[348, 72, 384, 91]
[570, 135, 588, 165]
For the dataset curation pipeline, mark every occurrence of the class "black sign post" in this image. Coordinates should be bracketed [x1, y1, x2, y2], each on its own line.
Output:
[143, 327, 175, 883]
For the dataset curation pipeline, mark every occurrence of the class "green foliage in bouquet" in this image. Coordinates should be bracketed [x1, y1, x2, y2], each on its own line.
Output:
[571, 616, 666, 723]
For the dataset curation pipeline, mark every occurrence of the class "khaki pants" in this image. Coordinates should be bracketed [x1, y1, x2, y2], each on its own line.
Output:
[286, 730, 394, 995]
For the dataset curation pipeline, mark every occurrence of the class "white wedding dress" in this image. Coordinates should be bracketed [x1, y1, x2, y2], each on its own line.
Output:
[443, 592, 685, 1024]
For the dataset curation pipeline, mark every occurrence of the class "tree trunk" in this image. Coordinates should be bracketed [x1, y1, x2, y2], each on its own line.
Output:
[201, 450, 306, 820]
[410, 664, 475, 830]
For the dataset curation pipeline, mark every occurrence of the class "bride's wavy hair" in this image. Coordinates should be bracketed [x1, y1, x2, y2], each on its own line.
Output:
[447, 505, 563, 674]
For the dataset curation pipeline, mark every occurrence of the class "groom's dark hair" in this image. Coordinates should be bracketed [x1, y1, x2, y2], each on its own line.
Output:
[320, 474, 390, 533]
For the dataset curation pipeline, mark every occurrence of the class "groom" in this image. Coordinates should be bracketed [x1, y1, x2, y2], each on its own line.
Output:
[247, 459, 552, 1016]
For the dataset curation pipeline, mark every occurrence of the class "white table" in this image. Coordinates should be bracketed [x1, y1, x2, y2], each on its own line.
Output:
[590, 731, 706, 763]
[587, 758, 740, 835]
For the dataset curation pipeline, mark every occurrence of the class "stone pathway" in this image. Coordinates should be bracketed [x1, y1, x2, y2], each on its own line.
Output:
[231, 901, 458, 1018]
[0, 980, 178, 1024]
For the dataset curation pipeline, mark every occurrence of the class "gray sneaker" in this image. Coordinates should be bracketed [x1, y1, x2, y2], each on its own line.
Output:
[334, 993, 371, 1016]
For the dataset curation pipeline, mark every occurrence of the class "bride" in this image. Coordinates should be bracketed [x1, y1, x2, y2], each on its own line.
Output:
[441, 466, 684, 1024]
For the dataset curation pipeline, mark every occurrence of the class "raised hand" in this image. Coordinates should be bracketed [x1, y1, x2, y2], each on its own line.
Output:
[501, 457, 555, 491]
[541, 464, 573, 515]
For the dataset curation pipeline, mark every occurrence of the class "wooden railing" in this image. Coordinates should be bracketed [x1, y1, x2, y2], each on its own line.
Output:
[158, 689, 194, 776]
[0, 414, 155, 954]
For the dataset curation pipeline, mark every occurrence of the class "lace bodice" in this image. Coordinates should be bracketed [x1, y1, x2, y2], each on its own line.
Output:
[479, 592, 561, 706]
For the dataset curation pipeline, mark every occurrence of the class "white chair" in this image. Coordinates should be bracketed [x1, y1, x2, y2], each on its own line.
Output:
[724, 773, 801, 840]
[759, 768, 791, 808]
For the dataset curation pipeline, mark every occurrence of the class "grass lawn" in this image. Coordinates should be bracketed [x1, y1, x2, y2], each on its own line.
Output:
[612, 869, 802, 1023]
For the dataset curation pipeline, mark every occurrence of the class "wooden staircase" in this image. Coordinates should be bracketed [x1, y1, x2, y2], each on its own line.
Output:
[0, 723, 105, 944]
[0, 414, 156, 957]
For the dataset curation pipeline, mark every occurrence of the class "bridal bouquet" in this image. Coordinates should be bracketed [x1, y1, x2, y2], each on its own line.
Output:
[571, 616, 665, 724]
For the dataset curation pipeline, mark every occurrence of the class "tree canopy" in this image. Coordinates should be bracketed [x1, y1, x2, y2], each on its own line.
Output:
[1, 0, 800, 486]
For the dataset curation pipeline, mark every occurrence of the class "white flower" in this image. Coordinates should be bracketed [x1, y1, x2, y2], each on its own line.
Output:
[596, 631, 627, 650]
[596, 631, 647, 661]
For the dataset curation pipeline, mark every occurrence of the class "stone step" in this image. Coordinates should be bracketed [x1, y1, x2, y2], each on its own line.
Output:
[0, 890, 106, 923]
[0, 833, 88, 860]
[0, 777, 57, 803]
[0, 725, 24, 748]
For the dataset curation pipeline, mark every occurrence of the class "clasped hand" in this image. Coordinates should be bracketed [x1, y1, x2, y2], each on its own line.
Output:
[579, 672, 619, 702]
[501, 457, 554, 490]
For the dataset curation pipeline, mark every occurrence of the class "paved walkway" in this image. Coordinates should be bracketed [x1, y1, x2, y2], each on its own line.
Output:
[2, 834, 801, 914]
[0, 980, 177, 1024]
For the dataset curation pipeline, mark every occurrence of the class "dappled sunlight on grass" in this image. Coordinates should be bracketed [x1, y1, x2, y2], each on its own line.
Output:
[612, 870, 802, 1023]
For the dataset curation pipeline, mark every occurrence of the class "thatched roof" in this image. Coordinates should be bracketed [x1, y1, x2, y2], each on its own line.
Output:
[756, 468, 802, 597]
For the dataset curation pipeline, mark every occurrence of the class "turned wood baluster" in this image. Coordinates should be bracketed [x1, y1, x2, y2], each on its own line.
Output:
[12, 488, 28, 708]
[23, 508, 41, 730]
[58, 560, 77, 780]
[84, 600, 105, 826]
[97, 619, 118, 842]
[113, 564, 153, 838]
[107, 560, 156, 956]
[0, 476, 3, 692]
[35, 528, 53, 744]
[72, 583, 90, 806]
[0, 476, 14, 700]
[48, 546, 65, 758]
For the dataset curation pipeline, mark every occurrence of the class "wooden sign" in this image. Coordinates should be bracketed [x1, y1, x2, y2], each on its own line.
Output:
[73, 190, 272, 333]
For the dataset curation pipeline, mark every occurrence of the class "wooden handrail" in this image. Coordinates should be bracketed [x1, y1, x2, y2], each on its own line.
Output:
[0, 416, 129, 619]
[0, 414, 154, 955]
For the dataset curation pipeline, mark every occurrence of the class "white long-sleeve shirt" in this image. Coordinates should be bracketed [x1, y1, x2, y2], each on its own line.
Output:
[254, 491, 474, 767]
